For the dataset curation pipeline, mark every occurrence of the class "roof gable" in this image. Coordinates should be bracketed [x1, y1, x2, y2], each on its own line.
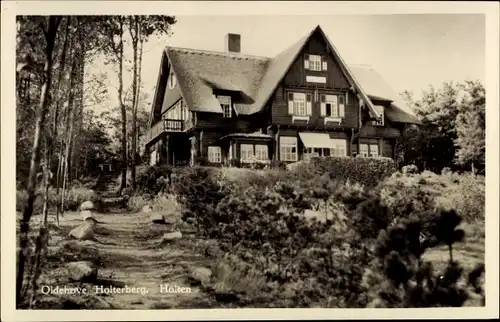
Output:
[150, 25, 419, 125]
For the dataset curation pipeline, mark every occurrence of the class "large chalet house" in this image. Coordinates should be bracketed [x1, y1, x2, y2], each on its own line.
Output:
[145, 25, 420, 167]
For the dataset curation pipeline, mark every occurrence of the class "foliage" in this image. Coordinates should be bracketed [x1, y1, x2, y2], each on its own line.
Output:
[363, 210, 482, 308]
[397, 81, 485, 173]
[16, 187, 101, 214]
[292, 156, 396, 187]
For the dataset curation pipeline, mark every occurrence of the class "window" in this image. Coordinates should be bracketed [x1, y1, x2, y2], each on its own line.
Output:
[240, 144, 254, 162]
[288, 92, 312, 116]
[217, 95, 232, 118]
[255, 145, 268, 161]
[359, 144, 369, 157]
[208, 146, 221, 163]
[168, 72, 176, 89]
[359, 143, 379, 157]
[280, 136, 298, 162]
[321, 94, 345, 118]
[330, 139, 347, 157]
[373, 110, 385, 126]
[369, 144, 379, 157]
[303, 147, 327, 161]
[304, 54, 327, 71]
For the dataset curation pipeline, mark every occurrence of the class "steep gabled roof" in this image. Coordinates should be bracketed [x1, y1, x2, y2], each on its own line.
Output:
[348, 66, 421, 124]
[166, 47, 269, 114]
[151, 24, 419, 125]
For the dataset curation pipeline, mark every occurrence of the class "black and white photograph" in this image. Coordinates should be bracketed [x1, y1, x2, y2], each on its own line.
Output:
[1, 1, 499, 320]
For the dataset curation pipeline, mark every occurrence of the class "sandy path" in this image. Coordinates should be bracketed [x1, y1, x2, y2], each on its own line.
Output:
[41, 211, 215, 309]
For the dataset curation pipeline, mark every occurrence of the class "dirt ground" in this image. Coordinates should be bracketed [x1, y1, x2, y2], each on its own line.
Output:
[20, 208, 485, 309]
[26, 210, 218, 309]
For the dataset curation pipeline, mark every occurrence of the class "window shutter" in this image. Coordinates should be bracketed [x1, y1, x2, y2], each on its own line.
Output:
[339, 96, 345, 117]
[304, 54, 310, 69]
[320, 95, 326, 116]
[306, 94, 312, 115]
[288, 93, 294, 115]
[322, 61, 327, 71]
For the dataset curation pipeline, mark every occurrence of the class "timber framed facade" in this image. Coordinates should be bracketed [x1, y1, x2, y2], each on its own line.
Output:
[145, 25, 420, 167]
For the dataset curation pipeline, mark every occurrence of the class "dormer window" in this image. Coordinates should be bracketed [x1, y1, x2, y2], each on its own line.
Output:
[372, 107, 385, 126]
[217, 95, 232, 118]
[305, 54, 327, 71]
[168, 71, 176, 89]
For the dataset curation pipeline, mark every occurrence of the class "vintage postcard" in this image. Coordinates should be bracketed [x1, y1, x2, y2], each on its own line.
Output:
[1, 1, 499, 321]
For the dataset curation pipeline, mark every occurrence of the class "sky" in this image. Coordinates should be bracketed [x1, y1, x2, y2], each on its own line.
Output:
[87, 14, 485, 112]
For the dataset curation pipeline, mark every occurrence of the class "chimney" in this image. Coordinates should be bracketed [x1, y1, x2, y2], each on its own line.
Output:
[225, 33, 241, 53]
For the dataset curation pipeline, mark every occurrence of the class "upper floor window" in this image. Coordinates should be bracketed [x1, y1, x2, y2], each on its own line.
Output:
[280, 136, 298, 162]
[217, 95, 232, 118]
[373, 110, 385, 126]
[288, 92, 312, 116]
[320, 94, 345, 118]
[305, 54, 328, 71]
[168, 71, 176, 89]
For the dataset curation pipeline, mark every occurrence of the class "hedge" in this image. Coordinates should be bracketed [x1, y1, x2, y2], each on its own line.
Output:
[293, 156, 396, 187]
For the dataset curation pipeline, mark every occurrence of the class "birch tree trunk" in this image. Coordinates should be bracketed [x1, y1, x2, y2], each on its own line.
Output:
[118, 18, 127, 192]
[16, 16, 61, 307]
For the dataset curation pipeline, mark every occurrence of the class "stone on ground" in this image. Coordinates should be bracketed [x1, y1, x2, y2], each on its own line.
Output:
[68, 220, 96, 241]
[150, 212, 165, 224]
[66, 261, 98, 282]
[142, 205, 153, 213]
[80, 210, 95, 221]
[80, 200, 95, 211]
[161, 231, 182, 242]
[190, 267, 212, 285]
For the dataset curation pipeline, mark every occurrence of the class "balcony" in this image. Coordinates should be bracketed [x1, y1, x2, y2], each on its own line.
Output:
[145, 119, 184, 145]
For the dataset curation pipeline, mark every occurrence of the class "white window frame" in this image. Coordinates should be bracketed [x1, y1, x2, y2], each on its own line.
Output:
[321, 94, 345, 118]
[359, 144, 369, 157]
[240, 144, 254, 162]
[208, 146, 221, 163]
[218, 95, 232, 118]
[288, 92, 312, 117]
[305, 54, 328, 71]
[255, 144, 268, 161]
[280, 136, 298, 162]
[373, 110, 385, 126]
[329, 139, 347, 157]
[168, 71, 176, 89]
[369, 144, 379, 157]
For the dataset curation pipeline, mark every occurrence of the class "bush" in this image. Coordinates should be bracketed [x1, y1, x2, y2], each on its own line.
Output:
[293, 156, 396, 187]
[16, 186, 101, 214]
[402, 164, 419, 175]
[136, 165, 173, 195]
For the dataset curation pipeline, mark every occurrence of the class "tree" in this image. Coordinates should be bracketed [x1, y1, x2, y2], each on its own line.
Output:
[16, 15, 62, 307]
[454, 81, 485, 173]
[127, 16, 176, 190]
[396, 81, 485, 173]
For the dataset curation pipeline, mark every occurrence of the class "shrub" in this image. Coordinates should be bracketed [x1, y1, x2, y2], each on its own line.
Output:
[136, 165, 173, 195]
[294, 156, 396, 187]
[402, 164, 419, 175]
[364, 209, 484, 308]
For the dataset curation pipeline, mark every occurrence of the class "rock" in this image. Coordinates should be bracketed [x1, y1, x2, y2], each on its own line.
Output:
[142, 205, 153, 213]
[161, 231, 182, 242]
[162, 214, 179, 225]
[80, 200, 95, 211]
[150, 212, 165, 224]
[80, 210, 95, 221]
[190, 267, 212, 285]
[66, 261, 98, 282]
[68, 220, 96, 241]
